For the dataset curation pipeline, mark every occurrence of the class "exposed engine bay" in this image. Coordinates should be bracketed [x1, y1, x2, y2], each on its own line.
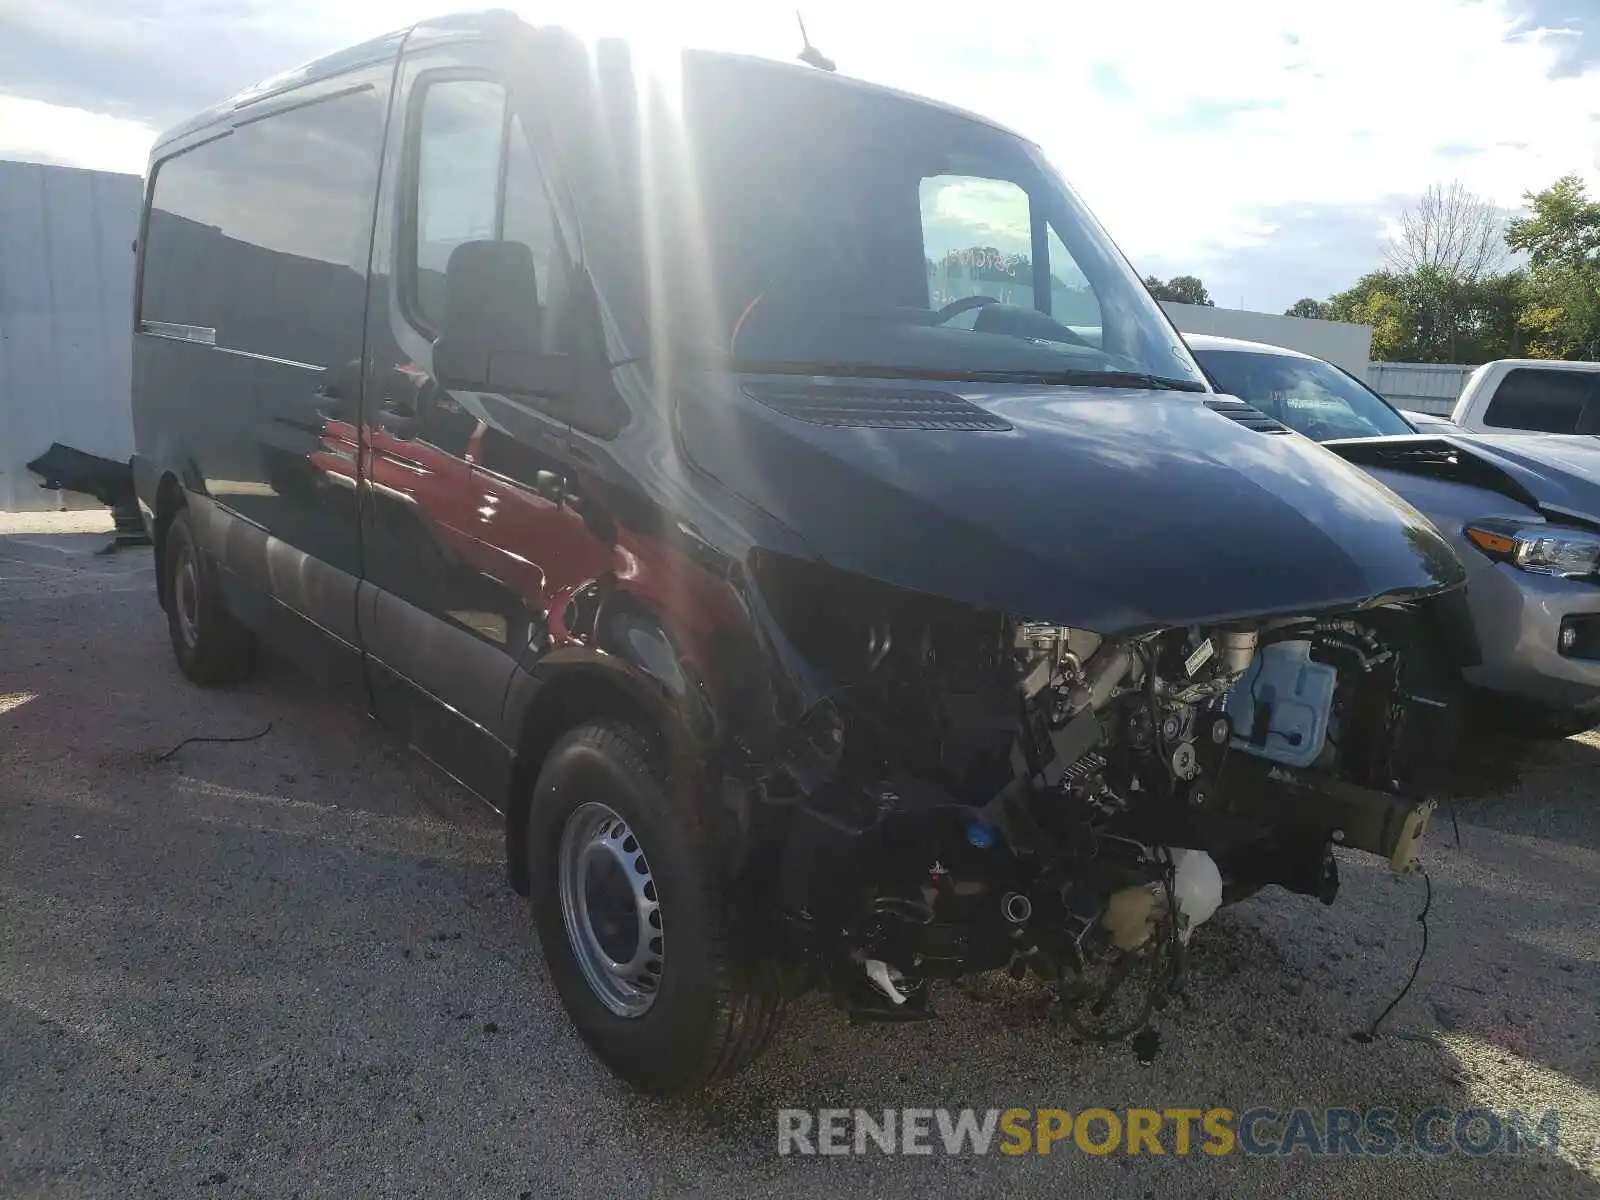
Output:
[751, 562, 1459, 1040]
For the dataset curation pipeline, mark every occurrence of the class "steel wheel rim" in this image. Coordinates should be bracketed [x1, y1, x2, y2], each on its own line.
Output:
[557, 801, 663, 1017]
[175, 548, 200, 649]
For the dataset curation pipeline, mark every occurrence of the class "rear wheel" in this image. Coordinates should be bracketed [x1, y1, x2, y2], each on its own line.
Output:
[526, 722, 784, 1094]
[163, 509, 257, 685]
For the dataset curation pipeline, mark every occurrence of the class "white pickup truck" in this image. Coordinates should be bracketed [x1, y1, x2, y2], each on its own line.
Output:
[1448, 359, 1600, 435]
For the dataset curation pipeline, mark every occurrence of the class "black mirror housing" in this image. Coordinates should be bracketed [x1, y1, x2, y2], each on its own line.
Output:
[433, 340, 577, 398]
[434, 239, 568, 397]
[432, 238, 627, 438]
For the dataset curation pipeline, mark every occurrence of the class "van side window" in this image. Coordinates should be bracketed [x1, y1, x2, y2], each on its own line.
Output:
[140, 88, 384, 367]
[1483, 367, 1596, 433]
[412, 79, 507, 331]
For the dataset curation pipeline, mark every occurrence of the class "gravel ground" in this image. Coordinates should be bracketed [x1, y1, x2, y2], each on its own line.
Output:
[2, 512, 1596, 1199]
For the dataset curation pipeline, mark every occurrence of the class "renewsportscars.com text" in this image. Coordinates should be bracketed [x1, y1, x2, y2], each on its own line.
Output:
[777, 1106, 1562, 1158]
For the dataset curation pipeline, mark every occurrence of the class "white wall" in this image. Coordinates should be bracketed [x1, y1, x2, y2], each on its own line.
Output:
[0, 161, 142, 512]
[1160, 302, 1374, 378]
[1365, 361, 1474, 416]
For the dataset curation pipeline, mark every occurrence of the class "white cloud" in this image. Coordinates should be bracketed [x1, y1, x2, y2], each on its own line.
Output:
[0, 94, 155, 175]
[482, 0, 1599, 305]
[2, 0, 1596, 307]
[735, 0, 1600, 306]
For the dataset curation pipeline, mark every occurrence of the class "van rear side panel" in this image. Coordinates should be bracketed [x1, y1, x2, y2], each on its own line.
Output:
[131, 66, 396, 699]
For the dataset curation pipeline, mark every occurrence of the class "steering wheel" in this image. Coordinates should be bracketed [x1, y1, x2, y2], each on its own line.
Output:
[931, 295, 1004, 324]
[933, 292, 1099, 351]
[1297, 414, 1341, 441]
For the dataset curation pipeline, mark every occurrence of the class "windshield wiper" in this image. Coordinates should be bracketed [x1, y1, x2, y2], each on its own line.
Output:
[1013, 369, 1209, 392]
[724, 359, 1209, 392]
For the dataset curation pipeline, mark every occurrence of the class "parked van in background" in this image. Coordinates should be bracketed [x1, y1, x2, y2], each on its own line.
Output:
[131, 12, 1473, 1094]
[1449, 359, 1600, 436]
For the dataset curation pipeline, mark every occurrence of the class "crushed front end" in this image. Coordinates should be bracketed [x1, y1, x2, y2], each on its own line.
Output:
[747, 561, 1467, 1039]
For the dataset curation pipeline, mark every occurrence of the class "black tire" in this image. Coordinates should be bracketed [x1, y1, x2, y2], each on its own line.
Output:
[163, 509, 257, 685]
[526, 722, 784, 1095]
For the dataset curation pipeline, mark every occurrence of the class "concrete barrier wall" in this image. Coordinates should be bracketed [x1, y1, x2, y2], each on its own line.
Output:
[0, 161, 143, 512]
[1160, 302, 1374, 378]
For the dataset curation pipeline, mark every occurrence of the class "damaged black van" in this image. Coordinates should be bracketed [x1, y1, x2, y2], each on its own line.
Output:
[131, 12, 1473, 1093]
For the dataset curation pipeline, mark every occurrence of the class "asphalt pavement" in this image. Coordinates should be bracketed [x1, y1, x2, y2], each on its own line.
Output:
[2, 512, 1596, 1198]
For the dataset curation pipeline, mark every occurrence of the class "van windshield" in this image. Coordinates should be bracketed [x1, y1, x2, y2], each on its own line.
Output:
[648, 55, 1206, 390]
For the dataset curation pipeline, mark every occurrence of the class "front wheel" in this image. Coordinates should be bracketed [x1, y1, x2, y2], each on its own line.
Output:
[525, 723, 784, 1094]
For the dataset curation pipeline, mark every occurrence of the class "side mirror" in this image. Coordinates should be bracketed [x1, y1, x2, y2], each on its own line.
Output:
[433, 240, 573, 397]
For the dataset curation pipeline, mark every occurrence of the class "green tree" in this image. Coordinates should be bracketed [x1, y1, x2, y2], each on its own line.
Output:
[1298, 178, 1600, 364]
[1457, 270, 1530, 362]
[1506, 175, 1600, 360]
[1507, 175, 1600, 268]
[1144, 274, 1215, 306]
[1327, 271, 1416, 360]
[1325, 266, 1526, 363]
[1166, 275, 1214, 306]
[1284, 298, 1330, 319]
[1367, 182, 1519, 362]
[1315, 182, 1527, 362]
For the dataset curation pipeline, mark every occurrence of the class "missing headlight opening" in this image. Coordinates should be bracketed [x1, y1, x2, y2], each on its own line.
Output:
[747, 557, 1461, 1044]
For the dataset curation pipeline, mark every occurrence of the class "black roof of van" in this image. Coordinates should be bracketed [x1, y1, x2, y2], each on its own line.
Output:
[149, 11, 526, 154]
[150, 9, 1020, 159]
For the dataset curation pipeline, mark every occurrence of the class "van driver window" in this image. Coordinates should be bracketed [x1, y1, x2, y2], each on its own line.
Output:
[412, 79, 507, 330]
[410, 81, 565, 343]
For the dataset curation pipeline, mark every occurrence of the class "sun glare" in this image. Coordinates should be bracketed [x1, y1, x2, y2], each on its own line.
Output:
[0, 691, 38, 717]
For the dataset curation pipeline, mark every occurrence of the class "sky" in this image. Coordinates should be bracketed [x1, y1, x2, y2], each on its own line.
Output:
[1, 0, 1597, 312]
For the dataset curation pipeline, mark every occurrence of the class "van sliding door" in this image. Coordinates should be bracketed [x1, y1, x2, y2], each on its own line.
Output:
[134, 70, 390, 701]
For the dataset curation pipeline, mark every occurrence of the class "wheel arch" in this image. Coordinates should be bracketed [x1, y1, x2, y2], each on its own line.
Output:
[503, 653, 705, 896]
